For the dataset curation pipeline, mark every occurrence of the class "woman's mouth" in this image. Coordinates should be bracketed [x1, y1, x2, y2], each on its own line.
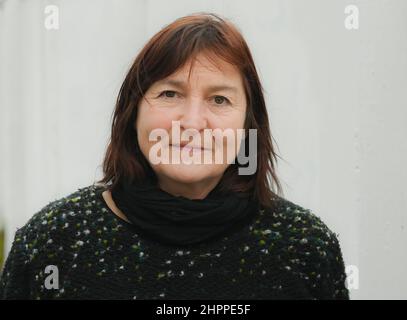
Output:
[170, 144, 210, 152]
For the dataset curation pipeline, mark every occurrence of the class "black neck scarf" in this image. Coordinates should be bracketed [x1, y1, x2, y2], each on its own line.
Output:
[110, 178, 260, 247]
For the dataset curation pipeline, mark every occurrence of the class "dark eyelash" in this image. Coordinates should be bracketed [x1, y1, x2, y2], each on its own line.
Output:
[158, 91, 231, 105]
[158, 90, 177, 98]
[213, 95, 231, 105]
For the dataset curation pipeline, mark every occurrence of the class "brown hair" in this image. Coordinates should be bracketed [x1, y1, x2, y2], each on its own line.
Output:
[96, 12, 284, 208]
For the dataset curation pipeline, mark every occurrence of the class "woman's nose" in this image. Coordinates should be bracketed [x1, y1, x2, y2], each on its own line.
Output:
[179, 98, 208, 132]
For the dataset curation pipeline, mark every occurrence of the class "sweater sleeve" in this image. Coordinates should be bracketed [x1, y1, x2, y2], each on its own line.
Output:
[0, 227, 30, 299]
[307, 217, 350, 300]
[324, 231, 349, 299]
[283, 204, 350, 300]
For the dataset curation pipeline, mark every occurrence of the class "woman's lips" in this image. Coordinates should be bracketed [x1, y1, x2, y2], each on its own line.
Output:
[170, 144, 211, 151]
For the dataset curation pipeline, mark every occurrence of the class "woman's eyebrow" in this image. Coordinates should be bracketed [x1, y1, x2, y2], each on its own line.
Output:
[156, 79, 238, 94]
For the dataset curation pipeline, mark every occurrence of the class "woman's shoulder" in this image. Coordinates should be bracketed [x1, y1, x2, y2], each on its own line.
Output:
[0, 184, 109, 298]
[255, 195, 349, 299]
[20, 184, 106, 234]
[258, 195, 342, 249]
[9, 184, 110, 259]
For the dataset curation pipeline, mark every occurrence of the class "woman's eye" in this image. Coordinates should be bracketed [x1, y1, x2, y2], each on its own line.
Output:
[213, 95, 230, 106]
[158, 90, 178, 98]
[157, 91, 230, 106]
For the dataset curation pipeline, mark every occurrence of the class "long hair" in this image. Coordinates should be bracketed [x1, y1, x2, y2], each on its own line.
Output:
[96, 12, 284, 208]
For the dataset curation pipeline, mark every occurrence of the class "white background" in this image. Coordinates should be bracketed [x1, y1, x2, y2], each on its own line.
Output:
[1, 0, 406, 299]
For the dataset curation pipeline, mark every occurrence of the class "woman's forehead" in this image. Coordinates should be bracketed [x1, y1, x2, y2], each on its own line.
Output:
[176, 53, 240, 79]
[153, 54, 244, 91]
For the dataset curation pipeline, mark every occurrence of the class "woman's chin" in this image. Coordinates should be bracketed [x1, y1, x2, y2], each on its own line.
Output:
[156, 163, 222, 184]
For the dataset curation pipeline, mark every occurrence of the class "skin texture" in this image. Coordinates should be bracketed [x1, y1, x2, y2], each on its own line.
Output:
[135, 52, 247, 200]
[102, 190, 130, 223]
[103, 52, 248, 217]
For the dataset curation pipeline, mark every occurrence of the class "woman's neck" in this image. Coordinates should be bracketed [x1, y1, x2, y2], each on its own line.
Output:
[157, 175, 222, 200]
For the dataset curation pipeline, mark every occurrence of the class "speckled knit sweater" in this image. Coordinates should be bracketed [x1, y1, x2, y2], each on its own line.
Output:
[0, 184, 349, 300]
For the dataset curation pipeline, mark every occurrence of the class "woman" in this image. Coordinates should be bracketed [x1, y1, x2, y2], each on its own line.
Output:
[0, 13, 349, 300]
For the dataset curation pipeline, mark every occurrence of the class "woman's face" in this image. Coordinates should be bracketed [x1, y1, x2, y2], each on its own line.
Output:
[136, 53, 247, 197]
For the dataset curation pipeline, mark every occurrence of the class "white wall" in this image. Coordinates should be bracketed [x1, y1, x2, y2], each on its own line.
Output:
[1, 0, 406, 299]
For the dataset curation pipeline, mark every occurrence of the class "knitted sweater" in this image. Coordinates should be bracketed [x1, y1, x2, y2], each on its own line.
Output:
[0, 184, 349, 300]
